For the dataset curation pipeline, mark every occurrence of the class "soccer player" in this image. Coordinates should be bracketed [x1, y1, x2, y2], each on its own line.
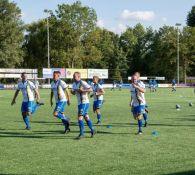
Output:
[11, 72, 43, 130]
[130, 75, 146, 134]
[71, 72, 95, 139]
[172, 79, 176, 92]
[50, 71, 70, 134]
[134, 72, 148, 127]
[91, 76, 105, 124]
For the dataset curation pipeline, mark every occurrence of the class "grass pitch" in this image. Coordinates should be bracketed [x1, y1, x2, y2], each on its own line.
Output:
[0, 88, 195, 175]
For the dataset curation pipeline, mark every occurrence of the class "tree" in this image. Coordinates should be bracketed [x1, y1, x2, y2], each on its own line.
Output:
[23, 20, 47, 69]
[0, 0, 24, 68]
[150, 26, 177, 80]
[187, 6, 195, 27]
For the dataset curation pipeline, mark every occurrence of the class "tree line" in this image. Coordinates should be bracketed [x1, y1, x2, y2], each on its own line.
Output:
[0, 0, 195, 82]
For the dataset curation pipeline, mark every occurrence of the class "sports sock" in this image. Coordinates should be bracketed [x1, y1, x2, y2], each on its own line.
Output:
[86, 119, 93, 131]
[97, 113, 101, 122]
[61, 119, 69, 129]
[78, 120, 84, 136]
[138, 119, 142, 132]
[143, 113, 148, 122]
[23, 115, 30, 128]
[31, 103, 40, 114]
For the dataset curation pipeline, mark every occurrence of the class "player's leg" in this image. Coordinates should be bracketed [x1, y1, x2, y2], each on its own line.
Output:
[133, 106, 143, 134]
[84, 103, 95, 137]
[143, 105, 148, 127]
[31, 101, 44, 115]
[21, 102, 30, 130]
[137, 114, 143, 134]
[53, 101, 70, 133]
[95, 100, 103, 124]
[76, 104, 85, 139]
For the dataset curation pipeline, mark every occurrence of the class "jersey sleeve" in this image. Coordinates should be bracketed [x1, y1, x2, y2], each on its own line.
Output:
[61, 80, 68, 89]
[98, 84, 103, 90]
[16, 82, 21, 90]
[72, 83, 76, 92]
[82, 81, 91, 89]
[139, 81, 145, 89]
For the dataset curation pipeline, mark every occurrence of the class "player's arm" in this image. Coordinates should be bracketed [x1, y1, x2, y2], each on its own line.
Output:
[96, 88, 105, 96]
[79, 82, 92, 93]
[65, 88, 71, 105]
[50, 91, 53, 107]
[132, 84, 145, 93]
[11, 90, 20, 105]
[34, 89, 40, 102]
[80, 87, 92, 93]
[130, 96, 133, 107]
[71, 88, 76, 95]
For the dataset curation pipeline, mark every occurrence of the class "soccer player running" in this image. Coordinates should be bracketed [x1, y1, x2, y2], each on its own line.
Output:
[11, 72, 43, 130]
[130, 74, 147, 134]
[172, 79, 176, 92]
[134, 72, 149, 127]
[50, 71, 71, 134]
[71, 72, 95, 139]
[91, 76, 105, 124]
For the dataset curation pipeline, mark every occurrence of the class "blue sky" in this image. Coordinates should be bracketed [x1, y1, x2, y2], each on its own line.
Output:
[14, 0, 195, 33]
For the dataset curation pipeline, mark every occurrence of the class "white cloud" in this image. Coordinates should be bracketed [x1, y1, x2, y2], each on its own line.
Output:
[162, 17, 167, 22]
[121, 10, 155, 21]
[96, 19, 104, 28]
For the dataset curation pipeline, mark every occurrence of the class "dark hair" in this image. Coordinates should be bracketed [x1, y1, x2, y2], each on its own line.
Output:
[21, 72, 26, 76]
[53, 71, 61, 74]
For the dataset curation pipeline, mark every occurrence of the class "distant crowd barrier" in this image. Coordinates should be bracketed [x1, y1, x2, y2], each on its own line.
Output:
[1, 84, 194, 90]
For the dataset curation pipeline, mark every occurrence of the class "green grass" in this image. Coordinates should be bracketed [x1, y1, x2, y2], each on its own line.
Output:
[0, 88, 195, 175]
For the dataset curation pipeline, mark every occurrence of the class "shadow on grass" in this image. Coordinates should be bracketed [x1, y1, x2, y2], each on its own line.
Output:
[163, 170, 195, 175]
[0, 173, 36, 175]
[108, 122, 195, 127]
[0, 131, 74, 140]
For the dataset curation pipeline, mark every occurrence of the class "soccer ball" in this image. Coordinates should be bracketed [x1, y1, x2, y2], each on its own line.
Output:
[189, 102, 193, 107]
[176, 104, 181, 109]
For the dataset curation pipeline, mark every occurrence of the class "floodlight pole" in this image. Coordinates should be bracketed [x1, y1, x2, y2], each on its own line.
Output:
[176, 23, 181, 85]
[44, 10, 50, 84]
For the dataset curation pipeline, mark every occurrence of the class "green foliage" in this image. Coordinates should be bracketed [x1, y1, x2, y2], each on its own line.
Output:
[0, 0, 24, 68]
[1, 0, 194, 82]
[187, 6, 195, 27]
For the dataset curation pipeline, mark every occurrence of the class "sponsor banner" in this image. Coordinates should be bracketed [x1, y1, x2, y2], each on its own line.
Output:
[88, 69, 108, 79]
[0, 68, 37, 74]
[155, 77, 165, 80]
[128, 76, 147, 80]
[43, 68, 65, 78]
[65, 69, 88, 79]
[0, 73, 37, 79]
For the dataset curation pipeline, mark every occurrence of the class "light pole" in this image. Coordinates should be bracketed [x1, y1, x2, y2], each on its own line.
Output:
[44, 9, 50, 84]
[175, 23, 181, 85]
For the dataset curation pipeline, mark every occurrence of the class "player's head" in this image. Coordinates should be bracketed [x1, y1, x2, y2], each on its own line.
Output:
[73, 72, 81, 82]
[93, 76, 99, 84]
[53, 71, 61, 80]
[131, 75, 138, 84]
[134, 72, 140, 79]
[21, 72, 27, 81]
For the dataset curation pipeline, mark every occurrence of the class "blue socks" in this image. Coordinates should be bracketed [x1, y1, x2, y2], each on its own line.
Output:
[143, 113, 148, 122]
[23, 115, 30, 128]
[97, 113, 101, 122]
[78, 120, 84, 136]
[78, 119, 94, 135]
[86, 119, 94, 131]
[31, 103, 40, 115]
[138, 119, 142, 132]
